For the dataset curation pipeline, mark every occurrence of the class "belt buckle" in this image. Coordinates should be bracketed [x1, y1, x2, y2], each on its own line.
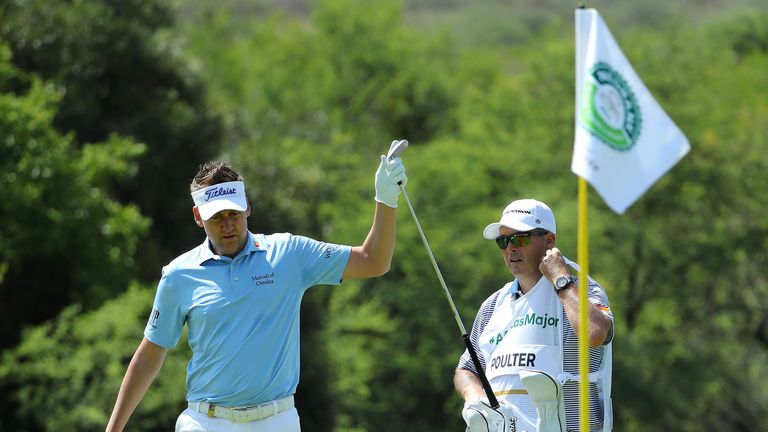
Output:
[207, 403, 216, 418]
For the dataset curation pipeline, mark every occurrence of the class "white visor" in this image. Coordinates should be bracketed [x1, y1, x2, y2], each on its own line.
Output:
[192, 181, 248, 221]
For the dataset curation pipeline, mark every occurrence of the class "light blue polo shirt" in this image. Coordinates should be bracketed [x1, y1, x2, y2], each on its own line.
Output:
[144, 232, 351, 406]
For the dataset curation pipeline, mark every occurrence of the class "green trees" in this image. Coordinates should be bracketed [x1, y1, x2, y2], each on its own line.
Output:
[1, 1, 767, 431]
[0, 41, 149, 429]
[2, 0, 222, 278]
[601, 12, 768, 430]
[0, 285, 189, 431]
[0, 42, 149, 347]
[182, 2, 461, 429]
[1, 0, 221, 429]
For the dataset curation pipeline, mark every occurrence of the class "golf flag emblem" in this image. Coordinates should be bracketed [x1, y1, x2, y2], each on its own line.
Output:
[572, 9, 690, 214]
[580, 61, 641, 152]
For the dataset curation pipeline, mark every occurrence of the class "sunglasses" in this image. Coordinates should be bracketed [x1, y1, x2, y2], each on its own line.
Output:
[495, 230, 549, 249]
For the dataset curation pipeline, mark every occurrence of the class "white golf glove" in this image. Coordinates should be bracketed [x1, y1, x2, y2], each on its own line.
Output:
[374, 149, 407, 208]
[519, 370, 566, 432]
[462, 398, 520, 432]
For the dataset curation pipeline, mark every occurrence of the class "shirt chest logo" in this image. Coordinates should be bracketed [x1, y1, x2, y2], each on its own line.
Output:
[251, 272, 275, 286]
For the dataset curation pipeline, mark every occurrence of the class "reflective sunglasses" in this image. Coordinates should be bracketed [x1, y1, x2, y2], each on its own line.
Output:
[495, 230, 548, 249]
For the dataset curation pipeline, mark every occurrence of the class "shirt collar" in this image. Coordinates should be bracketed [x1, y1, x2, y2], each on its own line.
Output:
[509, 276, 551, 300]
[511, 279, 524, 300]
[194, 232, 266, 265]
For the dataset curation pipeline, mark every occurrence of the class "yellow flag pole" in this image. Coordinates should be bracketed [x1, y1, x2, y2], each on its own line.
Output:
[577, 176, 590, 431]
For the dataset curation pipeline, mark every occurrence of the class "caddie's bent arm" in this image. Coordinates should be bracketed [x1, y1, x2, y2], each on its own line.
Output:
[557, 285, 612, 347]
[454, 367, 488, 402]
[540, 247, 612, 347]
[106, 338, 167, 432]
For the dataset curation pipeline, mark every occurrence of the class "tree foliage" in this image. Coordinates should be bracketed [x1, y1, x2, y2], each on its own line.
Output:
[0, 284, 189, 432]
[1, 0, 223, 280]
[0, 42, 149, 347]
[1, 1, 767, 431]
[180, 4, 768, 431]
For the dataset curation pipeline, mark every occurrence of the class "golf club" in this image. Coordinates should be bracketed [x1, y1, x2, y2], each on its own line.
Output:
[389, 140, 499, 409]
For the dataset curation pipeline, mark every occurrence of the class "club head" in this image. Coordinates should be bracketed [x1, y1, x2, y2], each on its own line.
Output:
[387, 139, 408, 160]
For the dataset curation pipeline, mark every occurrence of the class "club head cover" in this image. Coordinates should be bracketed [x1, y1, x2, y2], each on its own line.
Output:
[462, 399, 520, 432]
[519, 369, 566, 432]
[463, 402, 494, 432]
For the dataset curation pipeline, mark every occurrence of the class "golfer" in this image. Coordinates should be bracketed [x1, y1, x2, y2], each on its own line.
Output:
[454, 199, 614, 432]
[106, 143, 407, 432]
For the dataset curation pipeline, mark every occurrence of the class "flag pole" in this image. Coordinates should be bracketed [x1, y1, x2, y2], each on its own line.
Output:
[574, 6, 590, 430]
[577, 177, 590, 431]
[573, 5, 690, 431]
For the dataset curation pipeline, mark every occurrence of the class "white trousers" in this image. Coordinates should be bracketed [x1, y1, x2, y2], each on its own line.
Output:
[175, 407, 301, 432]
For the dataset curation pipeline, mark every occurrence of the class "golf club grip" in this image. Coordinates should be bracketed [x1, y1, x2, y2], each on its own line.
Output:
[463, 334, 499, 408]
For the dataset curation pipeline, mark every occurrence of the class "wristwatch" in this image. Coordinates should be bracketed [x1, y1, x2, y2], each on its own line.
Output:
[554, 274, 576, 292]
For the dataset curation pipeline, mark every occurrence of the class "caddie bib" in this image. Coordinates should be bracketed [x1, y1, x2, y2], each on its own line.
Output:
[479, 275, 564, 431]
[478, 258, 614, 431]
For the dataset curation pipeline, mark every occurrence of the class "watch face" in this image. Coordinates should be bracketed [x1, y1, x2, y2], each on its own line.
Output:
[556, 276, 571, 289]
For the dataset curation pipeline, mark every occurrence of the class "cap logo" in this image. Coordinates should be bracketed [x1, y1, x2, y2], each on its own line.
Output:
[204, 186, 237, 202]
[484, 199, 556, 239]
[191, 181, 247, 219]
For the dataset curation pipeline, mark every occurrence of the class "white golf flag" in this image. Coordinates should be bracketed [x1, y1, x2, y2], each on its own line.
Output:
[572, 8, 690, 214]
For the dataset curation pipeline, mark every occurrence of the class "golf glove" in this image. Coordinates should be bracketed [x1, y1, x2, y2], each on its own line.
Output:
[462, 399, 520, 432]
[374, 153, 407, 208]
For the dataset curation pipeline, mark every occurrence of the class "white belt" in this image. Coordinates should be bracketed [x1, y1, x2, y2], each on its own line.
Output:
[188, 395, 294, 423]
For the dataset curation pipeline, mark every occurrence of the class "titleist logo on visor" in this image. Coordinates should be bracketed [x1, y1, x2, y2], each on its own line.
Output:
[191, 181, 246, 209]
[204, 186, 237, 201]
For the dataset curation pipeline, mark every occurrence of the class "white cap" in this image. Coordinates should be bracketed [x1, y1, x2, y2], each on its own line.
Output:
[191, 181, 248, 221]
[482, 199, 556, 239]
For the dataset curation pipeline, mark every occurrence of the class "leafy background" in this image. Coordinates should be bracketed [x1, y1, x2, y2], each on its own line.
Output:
[1, 0, 767, 430]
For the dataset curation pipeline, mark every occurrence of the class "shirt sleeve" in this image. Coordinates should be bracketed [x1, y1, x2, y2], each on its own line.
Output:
[586, 278, 615, 344]
[290, 235, 352, 287]
[457, 291, 500, 373]
[144, 267, 186, 349]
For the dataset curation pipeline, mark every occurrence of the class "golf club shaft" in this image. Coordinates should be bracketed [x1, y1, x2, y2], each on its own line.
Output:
[400, 187, 465, 334]
[399, 185, 499, 408]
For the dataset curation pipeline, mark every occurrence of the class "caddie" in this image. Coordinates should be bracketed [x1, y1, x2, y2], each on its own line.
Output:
[106, 141, 408, 432]
[454, 199, 614, 432]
